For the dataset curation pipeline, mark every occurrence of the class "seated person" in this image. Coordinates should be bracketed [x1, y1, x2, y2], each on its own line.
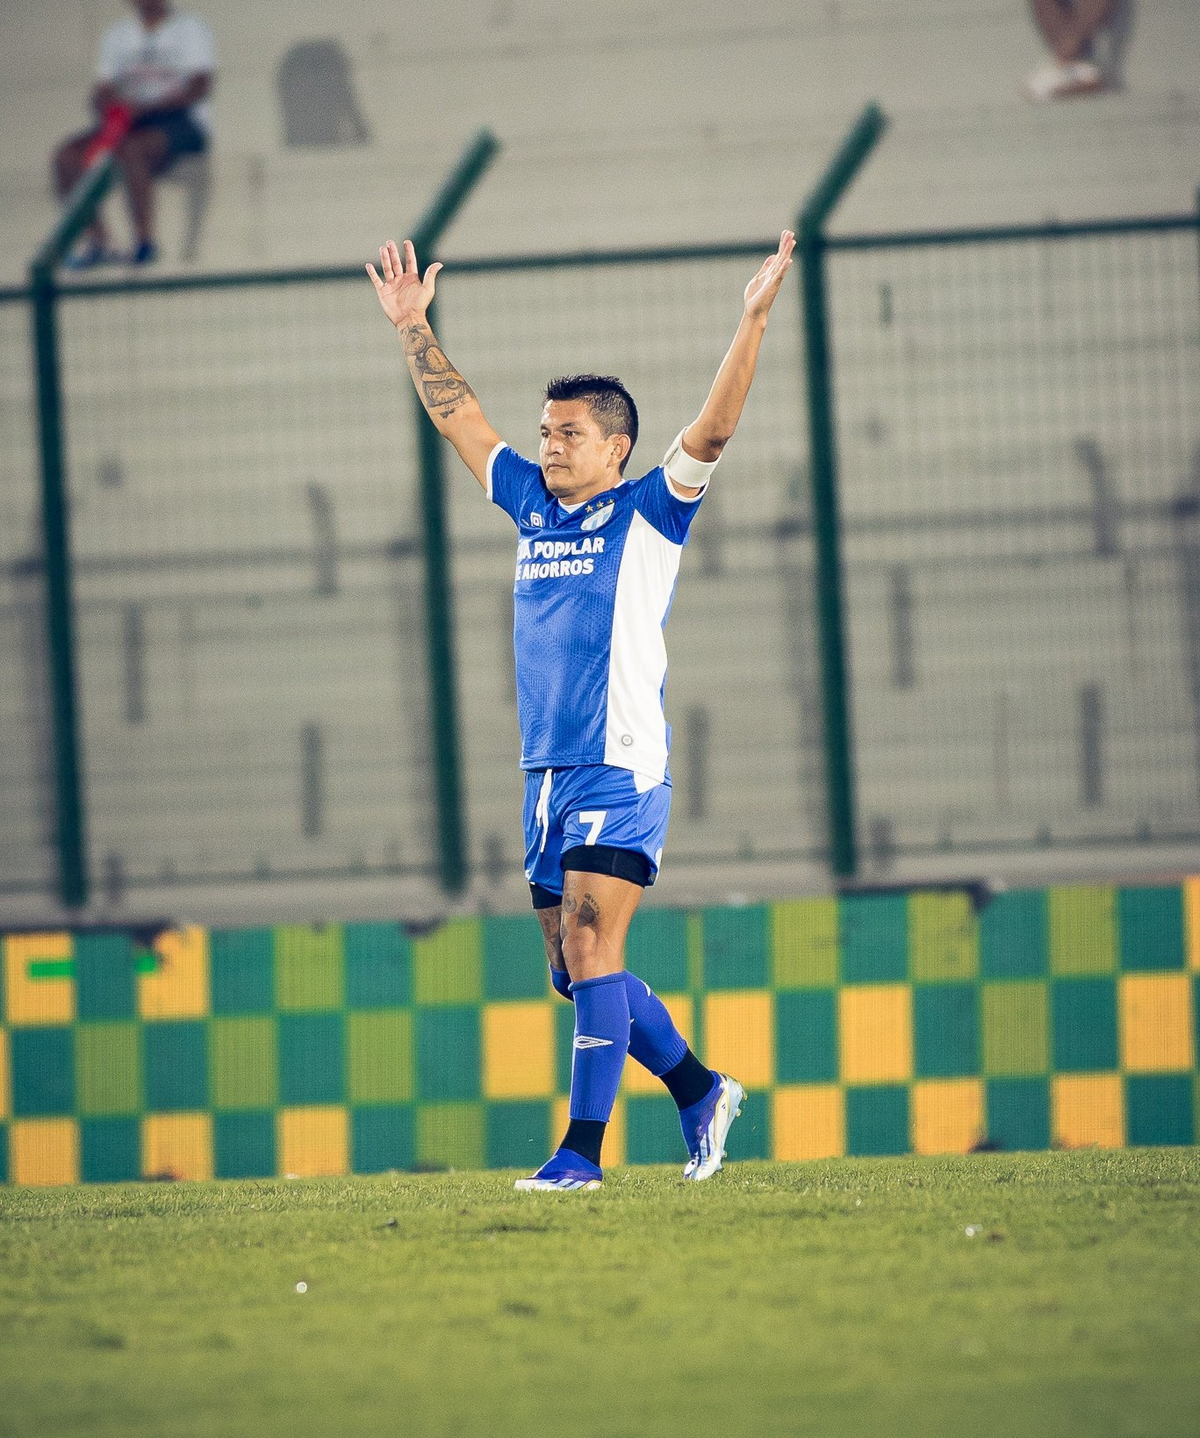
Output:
[52, 1, 216, 267]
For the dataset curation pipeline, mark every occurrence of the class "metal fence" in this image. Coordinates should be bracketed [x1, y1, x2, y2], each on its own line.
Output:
[1, 208, 1197, 916]
[827, 218, 1200, 865]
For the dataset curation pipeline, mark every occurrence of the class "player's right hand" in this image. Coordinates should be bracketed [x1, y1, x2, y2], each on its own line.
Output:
[366, 239, 442, 329]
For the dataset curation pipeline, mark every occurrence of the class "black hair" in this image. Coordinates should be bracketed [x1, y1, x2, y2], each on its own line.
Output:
[543, 374, 639, 474]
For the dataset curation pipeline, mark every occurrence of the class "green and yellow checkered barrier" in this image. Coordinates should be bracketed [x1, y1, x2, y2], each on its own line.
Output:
[2, 881, 1197, 1185]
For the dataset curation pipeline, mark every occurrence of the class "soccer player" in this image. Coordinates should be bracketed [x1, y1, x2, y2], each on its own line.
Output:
[368, 231, 795, 1190]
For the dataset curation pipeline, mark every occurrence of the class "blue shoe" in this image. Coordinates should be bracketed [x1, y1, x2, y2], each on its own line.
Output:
[63, 242, 118, 271]
[514, 1148, 602, 1192]
[681, 1073, 744, 1181]
[129, 240, 158, 266]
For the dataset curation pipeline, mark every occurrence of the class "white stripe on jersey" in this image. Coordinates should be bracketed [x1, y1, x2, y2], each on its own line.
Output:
[603, 510, 683, 783]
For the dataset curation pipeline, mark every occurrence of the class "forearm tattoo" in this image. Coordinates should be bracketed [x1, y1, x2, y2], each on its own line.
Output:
[400, 322, 476, 419]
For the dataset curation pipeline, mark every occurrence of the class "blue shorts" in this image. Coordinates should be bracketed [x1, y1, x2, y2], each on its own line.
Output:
[522, 764, 672, 902]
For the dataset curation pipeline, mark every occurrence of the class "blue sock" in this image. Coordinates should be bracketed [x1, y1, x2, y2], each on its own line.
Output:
[622, 971, 688, 1077]
[552, 966, 690, 1078]
[567, 973, 630, 1123]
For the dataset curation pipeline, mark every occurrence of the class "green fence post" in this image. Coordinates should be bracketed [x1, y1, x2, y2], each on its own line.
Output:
[797, 103, 887, 880]
[28, 151, 116, 909]
[408, 130, 500, 895]
[30, 265, 88, 907]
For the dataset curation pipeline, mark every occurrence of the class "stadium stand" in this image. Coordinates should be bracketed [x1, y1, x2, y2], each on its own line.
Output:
[0, 0, 1197, 925]
[0, 0, 1197, 273]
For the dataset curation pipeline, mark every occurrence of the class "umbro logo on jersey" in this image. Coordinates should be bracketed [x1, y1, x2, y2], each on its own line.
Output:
[573, 1035, 614, 1050]
[528, 512, 544, 527]
[581, 502, 614, 532]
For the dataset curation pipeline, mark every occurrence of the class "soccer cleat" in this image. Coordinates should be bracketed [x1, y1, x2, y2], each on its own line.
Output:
[681, 1073, 744, 1181]
[514, 1148, 602, 1192]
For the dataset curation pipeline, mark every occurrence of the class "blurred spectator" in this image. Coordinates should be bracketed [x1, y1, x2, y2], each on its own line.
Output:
[1023, 0, 1123, 100]
[52, 1, 216, 268]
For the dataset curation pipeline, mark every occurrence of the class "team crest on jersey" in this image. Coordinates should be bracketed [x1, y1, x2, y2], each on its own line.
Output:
[581, 502, 614, 532]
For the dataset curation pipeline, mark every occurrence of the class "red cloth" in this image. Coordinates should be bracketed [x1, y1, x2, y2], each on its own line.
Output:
[83, 103, 133, 165]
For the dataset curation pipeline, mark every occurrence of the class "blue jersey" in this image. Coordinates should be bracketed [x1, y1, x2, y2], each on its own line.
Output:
[487, 443, 707, 783]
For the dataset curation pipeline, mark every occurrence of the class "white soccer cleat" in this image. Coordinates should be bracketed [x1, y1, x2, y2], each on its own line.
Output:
[681, 1074, 745, 1181]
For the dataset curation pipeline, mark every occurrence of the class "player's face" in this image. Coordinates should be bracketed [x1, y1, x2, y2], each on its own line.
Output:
[539, 400, 626, 501]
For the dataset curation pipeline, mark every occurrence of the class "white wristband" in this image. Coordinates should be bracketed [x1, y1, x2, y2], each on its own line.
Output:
[662, 430, 718, 490]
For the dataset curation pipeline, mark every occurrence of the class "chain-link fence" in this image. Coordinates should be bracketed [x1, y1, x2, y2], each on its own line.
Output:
[828, 222, 1200, 861]
[1, 213, 1197, 916]
[0, 293, 53, 898]
[54, 278, 434, 898]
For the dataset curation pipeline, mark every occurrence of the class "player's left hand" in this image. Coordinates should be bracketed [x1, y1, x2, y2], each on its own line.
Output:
[743, 230, 796, 320]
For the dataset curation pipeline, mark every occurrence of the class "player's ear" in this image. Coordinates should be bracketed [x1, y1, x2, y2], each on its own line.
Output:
[611, 433, 632, 471]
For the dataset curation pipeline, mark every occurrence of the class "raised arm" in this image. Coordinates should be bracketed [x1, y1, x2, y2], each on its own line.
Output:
[367, 239, 501, 490]
[673, 231, 796, 493]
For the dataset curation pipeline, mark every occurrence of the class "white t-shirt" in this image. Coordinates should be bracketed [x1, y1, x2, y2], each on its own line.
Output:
[96, 11, 216, 134]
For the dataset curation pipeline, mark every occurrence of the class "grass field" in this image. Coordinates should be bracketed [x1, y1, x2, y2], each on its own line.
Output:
[1, 1149, 1197, 1438]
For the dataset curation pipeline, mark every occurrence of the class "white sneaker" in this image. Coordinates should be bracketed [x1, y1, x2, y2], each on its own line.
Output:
[681, 1074, 745, 1181]
[1023, 59, 1104, 102]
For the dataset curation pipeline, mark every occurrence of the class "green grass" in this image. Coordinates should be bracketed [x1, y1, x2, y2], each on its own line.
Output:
[1, 1150, 1198, 1437]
